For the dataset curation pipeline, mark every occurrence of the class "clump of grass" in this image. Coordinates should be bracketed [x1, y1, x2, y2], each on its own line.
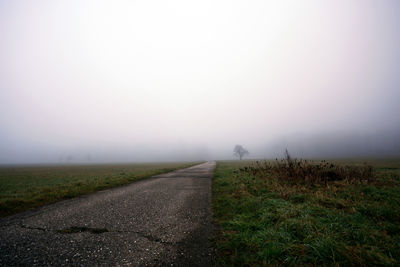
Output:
[239, 150, 374, 185]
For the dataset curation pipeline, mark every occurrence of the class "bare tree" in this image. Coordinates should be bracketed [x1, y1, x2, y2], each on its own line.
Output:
[233, 145, 249, 160]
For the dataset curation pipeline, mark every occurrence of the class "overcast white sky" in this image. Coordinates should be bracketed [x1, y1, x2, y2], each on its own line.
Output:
[1, 0, 400, 163]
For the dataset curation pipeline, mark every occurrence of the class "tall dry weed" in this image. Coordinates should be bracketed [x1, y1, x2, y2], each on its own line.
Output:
[239, 150, 374, 185]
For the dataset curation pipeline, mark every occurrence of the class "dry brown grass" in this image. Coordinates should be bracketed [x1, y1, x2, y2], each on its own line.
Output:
[239, 150, 374, 186]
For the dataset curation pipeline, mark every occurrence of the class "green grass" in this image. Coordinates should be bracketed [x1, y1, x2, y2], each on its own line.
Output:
[212, 158, 400, 266]
[0, 162, 201, 218]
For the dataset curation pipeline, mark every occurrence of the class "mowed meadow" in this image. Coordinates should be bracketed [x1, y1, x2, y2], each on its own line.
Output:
[0, 162, 201, 218]
[212, 157, 400, 266]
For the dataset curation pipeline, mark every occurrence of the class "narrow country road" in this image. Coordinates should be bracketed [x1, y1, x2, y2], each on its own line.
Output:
[0, 162, 216, 266]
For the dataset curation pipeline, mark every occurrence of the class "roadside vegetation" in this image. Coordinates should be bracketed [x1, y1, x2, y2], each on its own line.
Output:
[213, 155, 400, 266]
[0, 162, 201, 218]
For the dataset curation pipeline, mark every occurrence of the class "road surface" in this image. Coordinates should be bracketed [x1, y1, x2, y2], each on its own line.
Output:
[0, 162, 216, 266]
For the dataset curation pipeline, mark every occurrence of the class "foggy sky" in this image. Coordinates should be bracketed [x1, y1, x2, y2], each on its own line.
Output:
[1, 0, 400, 164]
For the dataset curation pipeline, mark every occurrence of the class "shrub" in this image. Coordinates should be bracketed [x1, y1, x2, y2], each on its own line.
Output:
[239, 150, 374, 185]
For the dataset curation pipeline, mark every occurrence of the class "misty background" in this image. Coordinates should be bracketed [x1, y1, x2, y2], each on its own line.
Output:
[1, 0, 400, 164]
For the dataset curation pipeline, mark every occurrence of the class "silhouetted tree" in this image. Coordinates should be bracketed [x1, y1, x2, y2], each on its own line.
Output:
[233, 145, 249, 160]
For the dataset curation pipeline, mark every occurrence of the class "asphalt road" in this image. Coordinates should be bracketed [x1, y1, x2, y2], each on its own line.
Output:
[0, 162, 216, 266]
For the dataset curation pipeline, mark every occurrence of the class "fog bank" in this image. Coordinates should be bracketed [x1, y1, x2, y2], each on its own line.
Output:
[1, 0, 400, 164]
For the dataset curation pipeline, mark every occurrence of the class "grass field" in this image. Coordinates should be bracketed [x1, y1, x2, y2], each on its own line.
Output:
[212, 158, 400, 266]
[0, 162, 201, 218]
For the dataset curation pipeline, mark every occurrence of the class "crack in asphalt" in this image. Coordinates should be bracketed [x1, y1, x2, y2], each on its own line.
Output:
[18, 224, 177, 245]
